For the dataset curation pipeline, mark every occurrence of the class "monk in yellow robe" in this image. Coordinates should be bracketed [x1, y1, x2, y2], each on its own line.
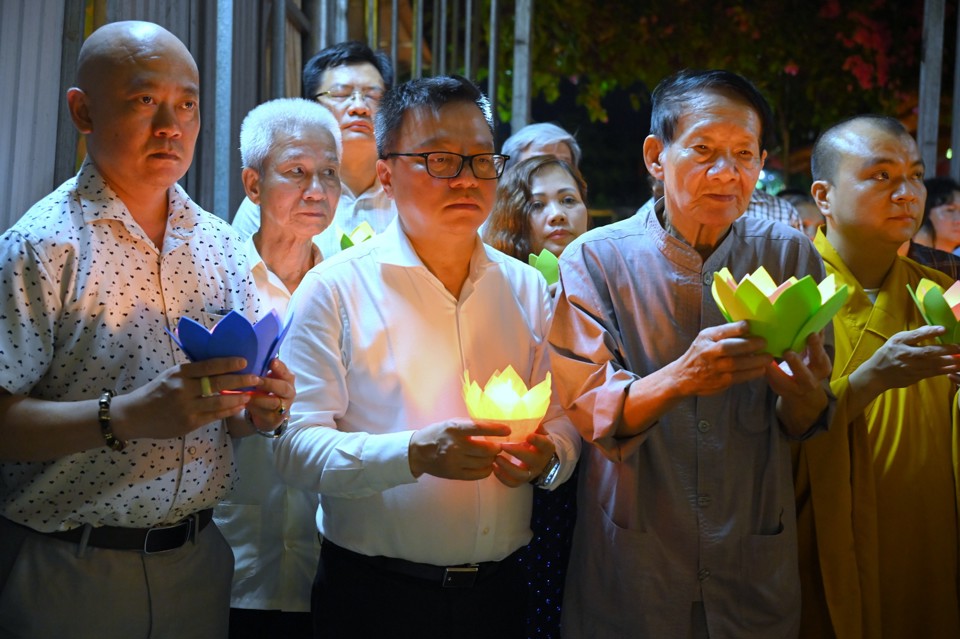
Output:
[794, 114, 960, 639]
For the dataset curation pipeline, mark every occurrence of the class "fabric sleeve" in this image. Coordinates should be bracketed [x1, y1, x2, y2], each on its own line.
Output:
[530, 274, 581, 489]
[275, 273, 417, 498]
[0, 230, 61, 395]
[548, 242, 648, 462]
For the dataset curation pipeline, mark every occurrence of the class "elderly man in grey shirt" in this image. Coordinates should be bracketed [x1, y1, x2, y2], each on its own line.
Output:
[549, 69, 834, 639]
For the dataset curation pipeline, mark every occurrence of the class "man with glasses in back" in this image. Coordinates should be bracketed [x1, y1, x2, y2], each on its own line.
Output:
[275, 75, 580, 639]
[232, 41, 395, 256]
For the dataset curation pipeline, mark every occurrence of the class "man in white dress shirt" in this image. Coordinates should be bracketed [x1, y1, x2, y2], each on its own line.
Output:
[232, 41, 395, 257]
[277, 75, 581, 639]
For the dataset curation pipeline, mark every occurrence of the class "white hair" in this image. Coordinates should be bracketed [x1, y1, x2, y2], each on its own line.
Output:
[501, 122, 581, 170]
[239, 98, 342, 171]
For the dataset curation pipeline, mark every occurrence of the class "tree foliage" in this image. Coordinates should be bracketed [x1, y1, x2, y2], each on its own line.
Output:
[496, 0, 928, 170]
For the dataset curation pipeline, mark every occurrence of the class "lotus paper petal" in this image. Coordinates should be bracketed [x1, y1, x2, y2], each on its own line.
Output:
[462, 365, 551, 443]
[338, 221, 376, 251]
[528, 249, 560, 286]
[711, 266, 849, 357]
[907, 278, 960, 343]
[167, 310, 292, 387]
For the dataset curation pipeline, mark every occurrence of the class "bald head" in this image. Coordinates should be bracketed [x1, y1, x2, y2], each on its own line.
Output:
[811, 115, 912, 184]
[76, 21, 197, 91]
[67, 20, 201, 207]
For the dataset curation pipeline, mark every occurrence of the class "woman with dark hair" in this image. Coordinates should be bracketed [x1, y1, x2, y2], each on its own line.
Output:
[914, 176, 960, 253]
[484, 155, 590, 267]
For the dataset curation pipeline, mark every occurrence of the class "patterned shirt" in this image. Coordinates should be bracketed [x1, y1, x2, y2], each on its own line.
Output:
[0, 161, 258, 532]
[905, 241, 960, 281]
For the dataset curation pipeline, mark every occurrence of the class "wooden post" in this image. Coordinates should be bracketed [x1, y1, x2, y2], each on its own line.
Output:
[918, 0, 945, 174]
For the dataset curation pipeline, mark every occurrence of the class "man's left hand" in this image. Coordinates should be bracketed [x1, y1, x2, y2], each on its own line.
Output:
[234, 358, 296, 436]
[767, 331, 832, 437]
[493, 430, 556, 488]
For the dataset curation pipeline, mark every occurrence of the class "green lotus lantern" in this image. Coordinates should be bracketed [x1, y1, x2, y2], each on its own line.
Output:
[338, 221, 376, 251]
[528, 249, 559, 286]
[710, 266, 849, 357]
[907, 278, 960, 343]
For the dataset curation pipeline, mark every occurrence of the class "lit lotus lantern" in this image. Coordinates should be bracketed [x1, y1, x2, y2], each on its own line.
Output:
[462, 365, 552, 443]
[711, 266, 849, 357]
[338, 221, 376, 251]
[528, 248, 560, 286]
[907, 278, 960, 343]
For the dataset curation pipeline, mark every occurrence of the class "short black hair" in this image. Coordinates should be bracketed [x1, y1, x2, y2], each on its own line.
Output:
[302, 41, 394, 99]
[649, 69, 774, 152]
[375, 75, 494, 158]
[810, 114, 909, 183]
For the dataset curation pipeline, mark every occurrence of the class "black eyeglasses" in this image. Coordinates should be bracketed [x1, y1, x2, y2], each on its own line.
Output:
[381, 152, 510, 180]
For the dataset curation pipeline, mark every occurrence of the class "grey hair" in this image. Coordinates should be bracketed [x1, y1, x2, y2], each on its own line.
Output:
[240, 98, 342, 172]
[501, 123, 581, 170]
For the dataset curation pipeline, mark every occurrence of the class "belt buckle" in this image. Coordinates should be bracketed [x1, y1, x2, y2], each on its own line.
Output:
[442, 565, 479, 588]
[142, 517, 192, 554]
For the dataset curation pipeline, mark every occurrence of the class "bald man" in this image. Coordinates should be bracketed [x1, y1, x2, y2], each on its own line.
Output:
[0, 21, 293, 639]
[794, 115, 960, 639]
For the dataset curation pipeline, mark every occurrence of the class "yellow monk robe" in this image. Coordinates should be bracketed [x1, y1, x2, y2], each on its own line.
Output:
[794, 229, 960, 639]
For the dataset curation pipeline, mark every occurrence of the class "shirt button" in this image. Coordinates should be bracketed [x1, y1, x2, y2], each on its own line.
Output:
[187, 446, 197, 456]
[702, 272, 714, 286]
[697, 420, 711, 433]
[698, 568, 711, 581]
[481, 527, 490, 535]
[697, 494, 711, 507]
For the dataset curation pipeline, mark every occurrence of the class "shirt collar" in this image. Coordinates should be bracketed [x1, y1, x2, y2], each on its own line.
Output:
[76, 158, 202, 236]
[374, 218, 499, 279]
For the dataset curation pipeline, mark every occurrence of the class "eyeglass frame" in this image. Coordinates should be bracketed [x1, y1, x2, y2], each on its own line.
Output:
[313, 87, 385, 104]
[380, 151, 511, 180]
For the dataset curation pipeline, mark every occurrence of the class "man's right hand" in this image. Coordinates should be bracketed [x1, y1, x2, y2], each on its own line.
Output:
[620, 321, 772, 437]
[848, 325, 960, 413]
[408, 420, 510, 480]
[112, 357, 260, 441]
[665, 321, 773, 397]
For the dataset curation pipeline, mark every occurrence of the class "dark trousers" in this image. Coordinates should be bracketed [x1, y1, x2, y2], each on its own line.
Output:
[312, 542, 527, 639]
[229, 608, 312, 639]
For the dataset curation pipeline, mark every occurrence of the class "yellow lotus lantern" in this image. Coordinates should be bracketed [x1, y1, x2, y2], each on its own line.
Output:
[907, 278, 960, 343]
[711, 266, 849, 357]
[462, 365, 551, 443]
[337, 221, 376, 251]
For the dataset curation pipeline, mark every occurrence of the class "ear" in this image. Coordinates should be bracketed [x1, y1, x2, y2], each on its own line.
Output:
[377, 158, 394, 198]
[241, 167, 262, 205]
[642, 135, 666, 180]
[759, 149, 767, 171]
[66, 87, 92, 134]
[810, 180, 831, 220]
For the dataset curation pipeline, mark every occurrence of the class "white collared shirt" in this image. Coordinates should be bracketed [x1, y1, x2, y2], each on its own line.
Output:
[0, 160, 258, 532]
[213, 238, 323, 612]
[231, 180, 396, 258]
[277, 220, 580, 566]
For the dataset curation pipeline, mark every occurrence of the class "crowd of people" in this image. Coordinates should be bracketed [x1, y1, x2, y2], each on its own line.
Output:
[0, 19, 958, 639]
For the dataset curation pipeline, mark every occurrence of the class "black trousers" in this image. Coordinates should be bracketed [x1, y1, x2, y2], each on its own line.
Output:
[312, 542, 527, 639]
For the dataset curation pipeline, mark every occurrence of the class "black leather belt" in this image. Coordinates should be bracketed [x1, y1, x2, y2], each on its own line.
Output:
[321, 539, 512, 588]
[38, 509, 213, 554]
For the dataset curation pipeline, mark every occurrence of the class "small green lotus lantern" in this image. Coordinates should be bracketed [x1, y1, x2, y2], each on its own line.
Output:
[528, 249, 560, 286]
[337, 221, 376, 251]
[710, 266, 849, 357]
[907, 278, 960, 343]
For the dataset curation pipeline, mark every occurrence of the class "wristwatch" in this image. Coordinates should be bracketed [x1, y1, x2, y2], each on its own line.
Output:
[534, 453, 561, 488]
